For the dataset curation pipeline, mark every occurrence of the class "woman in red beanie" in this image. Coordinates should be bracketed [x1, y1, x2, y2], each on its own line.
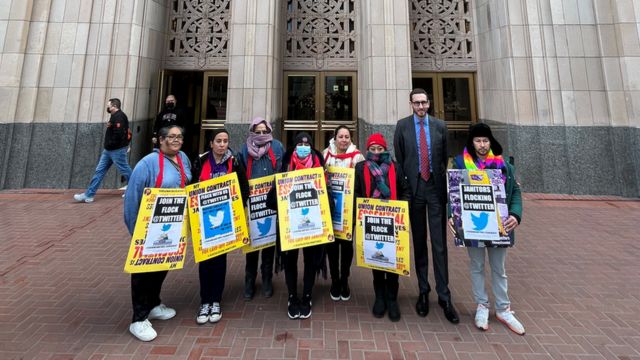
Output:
[354, 133, 411, 322]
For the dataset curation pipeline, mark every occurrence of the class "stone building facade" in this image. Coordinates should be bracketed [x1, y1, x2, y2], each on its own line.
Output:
[0, 0, 639, 196]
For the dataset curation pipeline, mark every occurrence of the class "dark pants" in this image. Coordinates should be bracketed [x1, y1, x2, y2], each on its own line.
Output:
[245, 246, 275, 279]
[131, 270, 168, 322]
[199, 253, 227, 304]
[410, 176, 451, 301]
[327, 240, 353, 281]
[372, 270, 399, 299]
[284, 245, 322, 297]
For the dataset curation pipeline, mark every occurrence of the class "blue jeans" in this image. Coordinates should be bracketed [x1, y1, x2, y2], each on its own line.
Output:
[85, 147, 132, 197]
[467, 247, 510, 311]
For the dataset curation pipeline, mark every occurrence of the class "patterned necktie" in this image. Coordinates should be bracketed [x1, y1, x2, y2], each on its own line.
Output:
[419, 118, 430, 181]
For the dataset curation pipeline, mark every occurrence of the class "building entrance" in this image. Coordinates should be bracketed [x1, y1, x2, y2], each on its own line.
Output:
[282, 71, 357, 151]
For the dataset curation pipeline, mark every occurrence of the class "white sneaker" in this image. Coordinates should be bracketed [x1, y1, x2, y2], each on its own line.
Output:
[475, 304, 489, 331]
[196, 303, 211, 325]
[129, 319, 157, 341]
[73, 193, 94, 203]
[209, 302, 222, 323]
[496, 307, 525, 335]
[148, 304, 176, 320]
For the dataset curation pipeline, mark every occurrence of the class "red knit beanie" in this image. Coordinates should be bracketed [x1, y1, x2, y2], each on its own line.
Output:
[366, 133, 387, 150]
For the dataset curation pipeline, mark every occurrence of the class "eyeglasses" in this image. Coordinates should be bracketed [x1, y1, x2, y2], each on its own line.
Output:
[254, 130, 270, 135]
[165, 135, 184, 141]
[411, 101, 429, 107]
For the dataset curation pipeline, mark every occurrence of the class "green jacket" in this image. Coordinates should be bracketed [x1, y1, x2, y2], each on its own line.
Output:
[450, 154, 523, 246]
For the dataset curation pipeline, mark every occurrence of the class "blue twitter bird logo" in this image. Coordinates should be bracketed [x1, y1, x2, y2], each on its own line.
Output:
[471, 212, 489, 230]
[375, 242, 385, 250]
[301, 207, 310, 216]
[257, 217, 273, 236]
[162, 224, 172, 231]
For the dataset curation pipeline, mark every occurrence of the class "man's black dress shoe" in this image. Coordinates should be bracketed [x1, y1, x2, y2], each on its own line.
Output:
[415, 293, 429, 317]
[438, 299, 459, 324]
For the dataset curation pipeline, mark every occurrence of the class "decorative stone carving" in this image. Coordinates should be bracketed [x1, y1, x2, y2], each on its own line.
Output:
[409, 0, 476, 71]
[284, 0, 357, 70]
[165, 0, 230, 70]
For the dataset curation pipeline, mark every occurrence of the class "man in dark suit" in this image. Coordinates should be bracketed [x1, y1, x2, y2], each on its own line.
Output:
[393, 88, 459, 324]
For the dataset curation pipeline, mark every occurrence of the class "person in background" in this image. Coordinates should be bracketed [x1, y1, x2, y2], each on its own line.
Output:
[322, 125, 364, 301]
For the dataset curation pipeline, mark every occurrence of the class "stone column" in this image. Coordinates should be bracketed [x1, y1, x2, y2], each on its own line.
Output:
[226, 0, 283, 151]
[0, 0, 167, 189]
[357, 0, 413, 152]
[474, 0, 640, 196]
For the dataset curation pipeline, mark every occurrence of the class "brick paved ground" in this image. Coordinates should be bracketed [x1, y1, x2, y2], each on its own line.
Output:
[1, 190, 639, 360]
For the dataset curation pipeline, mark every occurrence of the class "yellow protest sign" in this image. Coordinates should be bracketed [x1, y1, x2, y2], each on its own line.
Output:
[355, 198, 411, 276]
[186, 173, 249, 262]
[275, 167, 334, 251]
[326, 166, 355, 241]
[243, 175, 277, 254]
[124, 188, 189, 273]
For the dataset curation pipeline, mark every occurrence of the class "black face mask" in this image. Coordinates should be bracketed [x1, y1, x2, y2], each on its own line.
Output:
[106, 107, 111, 114]
[166, 103, 175, 110]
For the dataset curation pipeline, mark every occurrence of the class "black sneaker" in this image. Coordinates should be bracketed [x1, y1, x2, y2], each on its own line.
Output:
[329, 280, 340, 301]
[287, 295, 300, 319]
[299, 294, 312, 319]
[340, 279, 351, 301]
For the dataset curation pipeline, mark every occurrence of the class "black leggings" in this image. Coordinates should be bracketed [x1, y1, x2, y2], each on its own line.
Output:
[284, 245, 323, 297]
[327, 240, 353, 281]
[131, 271, 168, 322]
[199, 253, 227, 304]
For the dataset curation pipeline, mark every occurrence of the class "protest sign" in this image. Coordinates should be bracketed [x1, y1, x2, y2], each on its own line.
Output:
[448, 169, 511, 247]
[244, 175, 277, 253]
[124, 188, 189, 273]
[186, 173, 249, 262]
[275, 167, 334, 251]
[355, 198, 411, 276]
[326, 166, 355, 241]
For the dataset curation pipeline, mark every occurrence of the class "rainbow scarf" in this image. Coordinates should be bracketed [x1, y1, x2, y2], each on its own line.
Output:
[463, 147, 506, 182]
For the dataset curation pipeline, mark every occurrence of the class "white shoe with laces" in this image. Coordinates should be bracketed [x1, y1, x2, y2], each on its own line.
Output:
[496, 307, 525, 335]
[148, 304, 176, 320]
[129, 319, 157, 341]
[209, 302, 222, 323]
[73, 193, 94, 203]
[474, 304, 489, 331]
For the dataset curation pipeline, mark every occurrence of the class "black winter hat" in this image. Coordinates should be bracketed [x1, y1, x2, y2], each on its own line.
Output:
[466, 123, 503, 156]
[294, 132, 312, 145]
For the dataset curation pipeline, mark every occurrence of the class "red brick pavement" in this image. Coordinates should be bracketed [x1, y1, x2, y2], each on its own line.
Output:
[1, 190, 639, 359]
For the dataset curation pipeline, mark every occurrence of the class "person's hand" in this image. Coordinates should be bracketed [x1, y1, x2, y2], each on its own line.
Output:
[504, 215, 519, 232]
[152, 137, 157, 144]
[447, 217, 457, 237]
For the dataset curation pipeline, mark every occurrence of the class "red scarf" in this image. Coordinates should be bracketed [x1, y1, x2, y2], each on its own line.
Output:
[364, 162, 397, 200]
[155, 151, 186, 188]
[289, 153, 320, 170]
[200, 156, 233, 181]
[324, 150, 361, 168]
[246, 147, 276, 178]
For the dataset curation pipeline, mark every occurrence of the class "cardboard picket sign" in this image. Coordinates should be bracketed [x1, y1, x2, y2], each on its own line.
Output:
[124, 188, 189, 273]
[355, 198, 411, 276]
[186, 173, 249, 262]
[275, 167, 334, 251]
[326, 166, 355, 241]
[243, 175, 277, 253]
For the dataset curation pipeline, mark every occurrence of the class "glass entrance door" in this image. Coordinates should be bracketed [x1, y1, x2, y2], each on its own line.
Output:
[412, 73, 476, 130]
[283, 72, 357, 150]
